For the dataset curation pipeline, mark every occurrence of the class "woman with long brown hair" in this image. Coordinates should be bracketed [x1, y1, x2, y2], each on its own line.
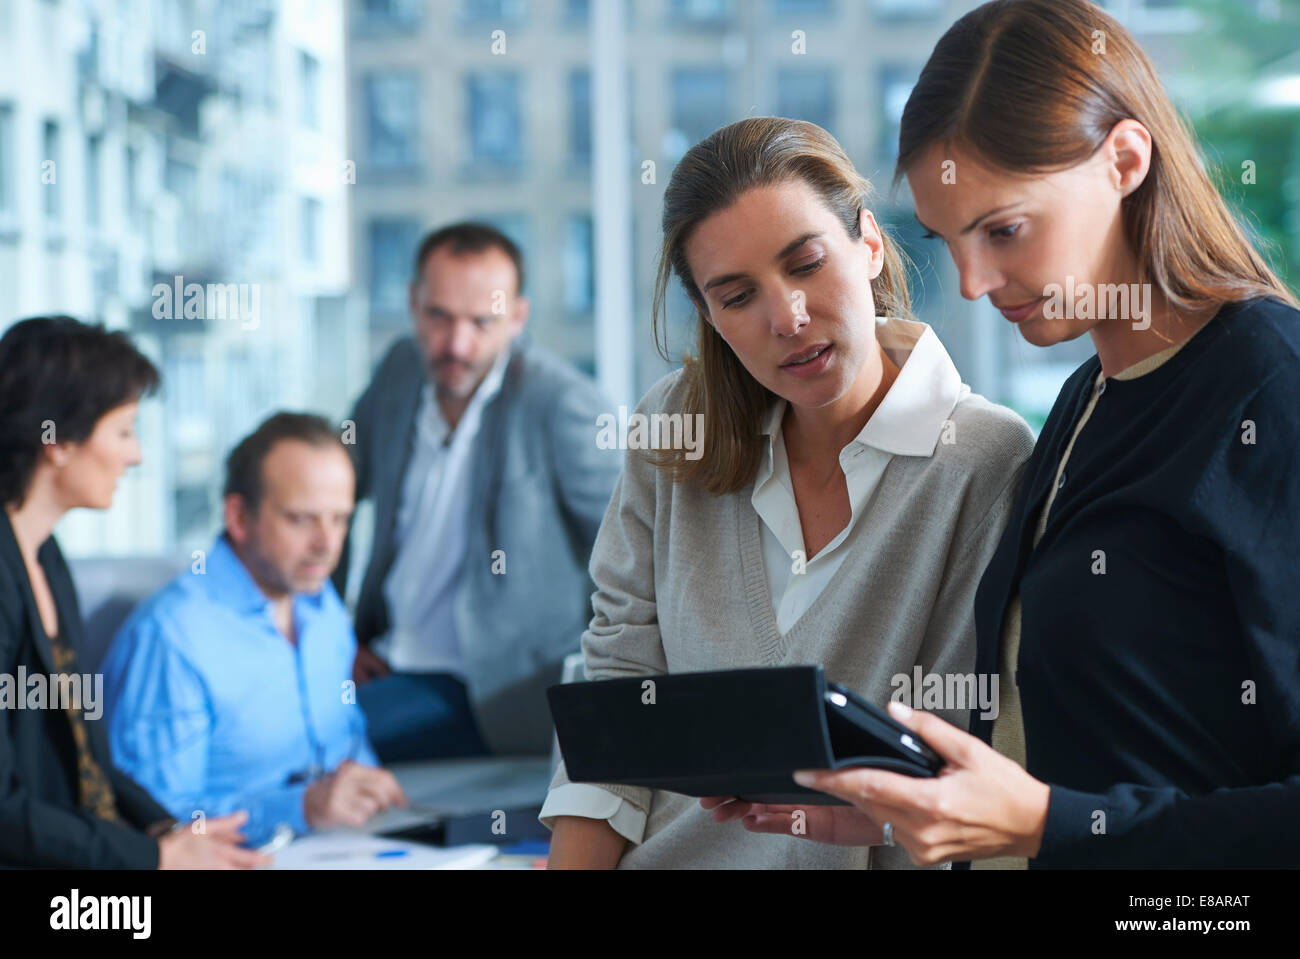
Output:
[727, 0, 1300, 868]
[540, 116, 1035, 868]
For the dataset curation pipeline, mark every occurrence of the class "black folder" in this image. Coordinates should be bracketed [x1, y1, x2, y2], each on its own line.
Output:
[547, 665, 942, 805]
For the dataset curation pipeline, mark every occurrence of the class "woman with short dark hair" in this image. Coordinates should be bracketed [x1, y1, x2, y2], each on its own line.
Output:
[0, 315, 266, 868]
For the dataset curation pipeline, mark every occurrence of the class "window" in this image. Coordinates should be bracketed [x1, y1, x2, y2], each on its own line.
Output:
[365, 72, 420, 170]
[0, 105, 12, 215]
[569, 70, 591, 167]
[776, 69, 837, 138]
[356, 0, 421, 29]
[86, 134, 102, 228]
[671, 69, 730, 153]
[461, 0, 525, 21]
[773, 0, 832, 13]
[300, 51, 320, 129]
[1095, 0, 1204, 31]
[218, 168, 244, 264]
[368, 219, 421, 316]
[669, 0, 730, 26]
[126, 146, 140, 229]
[165, 152, 197, 213]
[80, 20, 100, 84]
[569, 0, 636, 27]
[233, 29, 274, 109]
[43, 120, 60, 222]
[874, 0, 942, 21]
[878, 65, 917, 161]
[168, 351, 206, 424]
[466, 73, 523, 170]
[564, 214, 594, 315]
[301, 197, 322, 263]
[173, 485, 212, 546]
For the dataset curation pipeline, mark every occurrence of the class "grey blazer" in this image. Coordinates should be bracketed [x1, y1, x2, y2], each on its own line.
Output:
[334, 335, 620, 755]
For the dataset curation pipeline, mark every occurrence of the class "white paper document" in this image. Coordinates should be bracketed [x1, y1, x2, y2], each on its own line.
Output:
[271, 832, 499, 870]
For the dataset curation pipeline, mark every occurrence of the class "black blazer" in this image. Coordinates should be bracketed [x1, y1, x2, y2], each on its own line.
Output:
[0, 511, 171, 867]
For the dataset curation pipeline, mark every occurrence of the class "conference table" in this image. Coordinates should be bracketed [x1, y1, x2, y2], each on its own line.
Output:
[269, 755, 555, 870]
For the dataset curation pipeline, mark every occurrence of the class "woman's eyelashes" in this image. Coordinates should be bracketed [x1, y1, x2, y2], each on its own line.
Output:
[922, 223, 1021, 244]
[720, 257, 826, 310]
[792, 256, 826, 276]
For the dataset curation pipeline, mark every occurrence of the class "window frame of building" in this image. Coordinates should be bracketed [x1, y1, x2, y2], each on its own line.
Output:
[368, 217, 422, 318]
[464, 71, 525, 175]
[42, 119, 61, 225]
[775, 67, 838, 138]
[300, 50, 321, 130]
[363, 70, 422, 174]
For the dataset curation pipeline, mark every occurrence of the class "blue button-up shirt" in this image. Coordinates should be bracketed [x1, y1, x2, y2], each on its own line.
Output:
[102, 535, 377, 846]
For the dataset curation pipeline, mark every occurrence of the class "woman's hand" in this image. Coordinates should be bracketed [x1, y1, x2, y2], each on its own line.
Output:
[700, 796, 884, 846]
[790, 701, 1051, 866]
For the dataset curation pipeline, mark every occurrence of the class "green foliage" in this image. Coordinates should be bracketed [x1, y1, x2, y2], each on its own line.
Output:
[1178, 0, 1300, 295]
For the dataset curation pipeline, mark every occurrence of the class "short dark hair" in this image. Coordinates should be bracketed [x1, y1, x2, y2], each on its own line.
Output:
[411, 221, 525, 294]
[223, 412, 349, 514]
[0, 316, 160, 507]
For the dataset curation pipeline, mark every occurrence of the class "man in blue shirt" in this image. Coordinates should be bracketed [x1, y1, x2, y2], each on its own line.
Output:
[103, 413, 407, 848]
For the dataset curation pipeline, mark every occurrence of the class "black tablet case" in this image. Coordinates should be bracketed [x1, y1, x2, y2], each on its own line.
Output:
[548, 664, 936, 805]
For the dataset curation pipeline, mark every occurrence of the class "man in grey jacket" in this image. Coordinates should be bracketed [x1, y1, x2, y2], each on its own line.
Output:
[333, 223, 620, 759]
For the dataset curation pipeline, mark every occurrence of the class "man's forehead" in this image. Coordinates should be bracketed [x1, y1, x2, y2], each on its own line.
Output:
[418, 247, 519, 296]
[259, 442, 352, 491]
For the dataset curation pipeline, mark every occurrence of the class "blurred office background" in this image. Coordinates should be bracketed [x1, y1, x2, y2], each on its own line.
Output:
[0, 0, 1296, 559]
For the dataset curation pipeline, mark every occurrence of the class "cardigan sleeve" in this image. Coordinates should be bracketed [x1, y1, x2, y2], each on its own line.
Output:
[914, 402, 1035, 734]
[541, 375, 682, 837]
[1036, 364, 1300, 867]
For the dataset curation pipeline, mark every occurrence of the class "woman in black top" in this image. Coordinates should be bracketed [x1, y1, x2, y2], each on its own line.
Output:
[710, 0, 1300, 867]
[0, 316, 267, 868]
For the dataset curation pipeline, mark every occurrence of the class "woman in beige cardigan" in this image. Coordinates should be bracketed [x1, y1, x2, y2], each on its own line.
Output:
[540, 117, 1034, 869]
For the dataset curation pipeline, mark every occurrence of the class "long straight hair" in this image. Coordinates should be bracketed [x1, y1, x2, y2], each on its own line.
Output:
[895, 0, 1296, 315]
[653, 117, 913, 495]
